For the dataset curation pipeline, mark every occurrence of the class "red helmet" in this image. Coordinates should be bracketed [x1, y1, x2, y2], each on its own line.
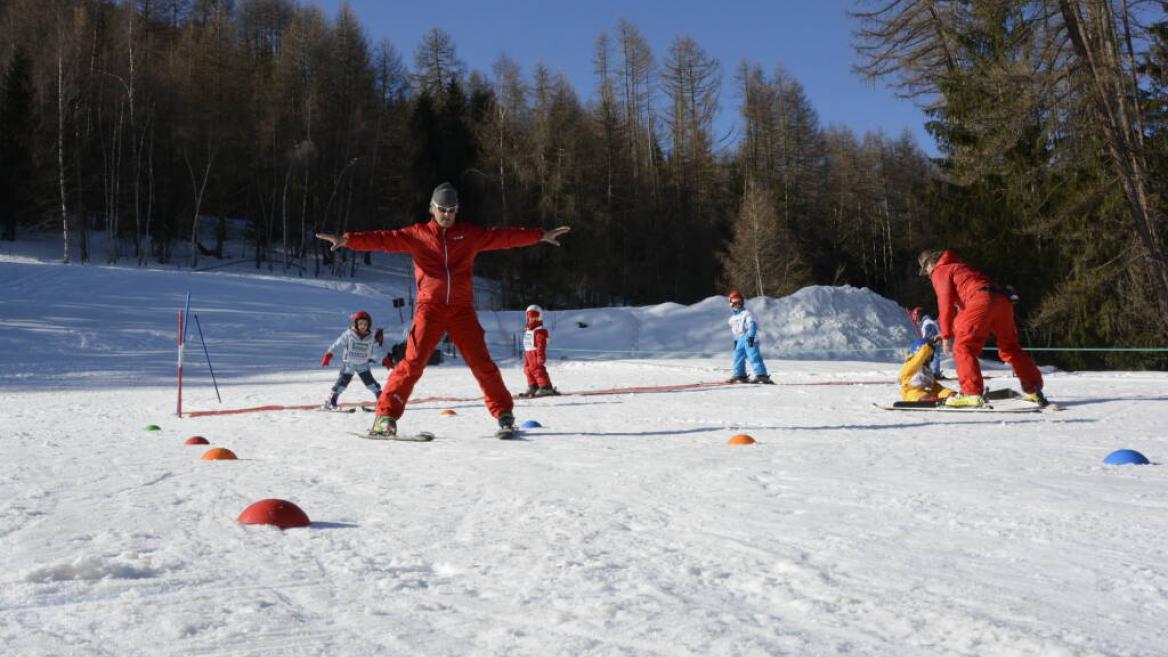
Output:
[350, 310, 372, 334]
[728, 291, 744, 307]
[910, 306, 924, 322]
[525, 304, 543, 321]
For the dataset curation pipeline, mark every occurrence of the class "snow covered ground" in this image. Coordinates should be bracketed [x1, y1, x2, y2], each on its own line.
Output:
[2, 234, 1167, 657]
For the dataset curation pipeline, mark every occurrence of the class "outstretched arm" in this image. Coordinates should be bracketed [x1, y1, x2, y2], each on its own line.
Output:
[319, 228, 415, 253]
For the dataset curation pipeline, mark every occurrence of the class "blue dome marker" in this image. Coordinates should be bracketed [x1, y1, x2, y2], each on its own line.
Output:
[520, 420, 542, 429]
[1103, 449, 1150, 466]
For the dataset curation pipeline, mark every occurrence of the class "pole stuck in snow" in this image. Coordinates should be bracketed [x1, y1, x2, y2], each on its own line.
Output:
[193, 312, 222, 403]
[177, 291, 192, 417]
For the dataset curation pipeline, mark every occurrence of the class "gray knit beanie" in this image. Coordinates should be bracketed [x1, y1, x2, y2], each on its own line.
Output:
[431, 183, 458, 207]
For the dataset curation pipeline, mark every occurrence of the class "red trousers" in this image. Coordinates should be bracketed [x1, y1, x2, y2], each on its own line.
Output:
[523, 351, 551, 387]
[952, 292, 1043, 395]
[376, 303, 512, 419]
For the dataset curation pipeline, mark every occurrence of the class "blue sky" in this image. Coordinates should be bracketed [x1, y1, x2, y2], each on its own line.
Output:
[314, 0, 937, 155]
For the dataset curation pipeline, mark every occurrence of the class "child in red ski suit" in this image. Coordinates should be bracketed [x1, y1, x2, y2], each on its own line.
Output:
[518, 304, 559, 397]
[918, 249, 1047, 407]
[317, 183, 570, 435]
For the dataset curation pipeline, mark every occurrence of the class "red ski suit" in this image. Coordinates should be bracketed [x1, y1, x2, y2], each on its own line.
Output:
[344, 220, 544, 419]
[929, 251, 1043, 395]
[523, 321, 551, 387]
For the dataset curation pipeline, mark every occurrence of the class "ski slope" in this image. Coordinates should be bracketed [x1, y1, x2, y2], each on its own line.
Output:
[2, 236, 1167, 657]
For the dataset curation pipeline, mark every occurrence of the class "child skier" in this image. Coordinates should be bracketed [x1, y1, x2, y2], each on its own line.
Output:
[518, 304, 559, 397]
[320, 311, 391, 410]
[899, 337, 956, 402]
[726, 291, 773, 384]
[910, 306, 944, 379]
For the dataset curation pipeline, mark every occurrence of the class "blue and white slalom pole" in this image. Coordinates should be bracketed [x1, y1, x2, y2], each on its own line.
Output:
[193, 312, 222, 403]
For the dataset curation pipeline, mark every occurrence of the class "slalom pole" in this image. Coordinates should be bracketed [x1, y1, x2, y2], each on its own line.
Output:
[177, 310, 185, 417]
[193, 312, 222, 403]
[178, 292, 191, 417]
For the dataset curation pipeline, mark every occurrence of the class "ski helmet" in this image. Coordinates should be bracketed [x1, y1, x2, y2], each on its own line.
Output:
[525, 304, 543, 321]
[910, 306, 924, 322]
[728, 291, 744, 307]
[910, 337, 934, 364]
[350, 310, 372, 333]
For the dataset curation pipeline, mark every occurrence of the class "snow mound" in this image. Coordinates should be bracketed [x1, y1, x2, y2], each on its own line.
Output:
[487, 285, 915, 363]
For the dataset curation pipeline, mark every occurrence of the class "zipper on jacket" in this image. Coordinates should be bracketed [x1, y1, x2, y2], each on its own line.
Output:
[442, 228, 452, 304]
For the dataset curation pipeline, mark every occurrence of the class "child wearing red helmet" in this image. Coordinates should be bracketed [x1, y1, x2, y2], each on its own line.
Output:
[320, 311, 391, 410]
[726, 291, 772, 384]
[518, 304, 559, 397]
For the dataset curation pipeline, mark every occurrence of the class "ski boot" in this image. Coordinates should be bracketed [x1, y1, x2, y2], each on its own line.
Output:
[517, 385, 538, 399]
[369, 415, 397, 437]
[322, 394, 339, 411]
[944, 393, 985, 408]
[534, 386, 561, 397]
[750, 375, 774, 385]
[496, 413, 517, 439]
[1022, 389, 1050, 407]
[726, 374, 750, 384]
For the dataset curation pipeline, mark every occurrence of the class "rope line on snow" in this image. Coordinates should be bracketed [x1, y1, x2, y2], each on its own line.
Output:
[546, 345, 1168, 357]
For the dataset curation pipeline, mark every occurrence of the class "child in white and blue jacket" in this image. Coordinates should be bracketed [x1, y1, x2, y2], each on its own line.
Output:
[910, 306, 944, 379]
[320, 311, 390, 409]
[726, 291, 773, 384]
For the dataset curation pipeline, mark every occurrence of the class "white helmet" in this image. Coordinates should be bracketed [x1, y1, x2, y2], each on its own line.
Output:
[525, 304, 543, 321]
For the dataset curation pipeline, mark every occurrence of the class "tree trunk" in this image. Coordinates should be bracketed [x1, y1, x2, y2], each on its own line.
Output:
[57, 48, 70, 265]
[1057, 0, 1168, 333]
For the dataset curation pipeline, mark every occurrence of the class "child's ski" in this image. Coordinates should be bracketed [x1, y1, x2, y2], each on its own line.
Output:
[350, 431, 435, 442]
[872, 401, 1039, 413]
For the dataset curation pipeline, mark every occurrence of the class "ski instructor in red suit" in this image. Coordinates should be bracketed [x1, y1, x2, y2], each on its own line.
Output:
[317, 183, 571, 436]
[918, 249, 1047, 407]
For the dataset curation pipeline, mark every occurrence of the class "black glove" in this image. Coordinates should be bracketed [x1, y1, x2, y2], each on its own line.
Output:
[747, 336, 755, 348]
[374, 328, 384, 346]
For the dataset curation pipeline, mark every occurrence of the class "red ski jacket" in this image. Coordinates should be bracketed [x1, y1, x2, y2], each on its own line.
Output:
[928, 250, 993, 339]
[345, 220, 544, 306]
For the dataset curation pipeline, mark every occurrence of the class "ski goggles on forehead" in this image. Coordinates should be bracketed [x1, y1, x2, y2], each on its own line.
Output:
[434, 204, 459, 214]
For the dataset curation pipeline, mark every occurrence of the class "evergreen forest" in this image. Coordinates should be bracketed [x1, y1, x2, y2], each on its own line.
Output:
[1, 0, 1166, 368]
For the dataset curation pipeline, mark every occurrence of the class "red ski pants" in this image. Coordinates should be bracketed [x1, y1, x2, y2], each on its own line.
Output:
[523, 350, 551, 387]
[952, 291, 1043, 395]
[376, 303, 513, 419]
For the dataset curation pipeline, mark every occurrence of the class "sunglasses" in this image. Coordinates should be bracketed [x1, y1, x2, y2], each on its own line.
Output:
[434, 205, 459, 214]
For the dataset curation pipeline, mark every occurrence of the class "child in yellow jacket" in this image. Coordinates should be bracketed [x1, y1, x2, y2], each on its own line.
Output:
[900, 338, 958, 402]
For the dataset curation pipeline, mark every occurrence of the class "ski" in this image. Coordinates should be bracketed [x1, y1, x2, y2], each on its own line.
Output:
[349, 431, 435, 442]
[872, 401, 1040, 413]
[320, 406, 375, 414]
[984, 388, 1067, 411]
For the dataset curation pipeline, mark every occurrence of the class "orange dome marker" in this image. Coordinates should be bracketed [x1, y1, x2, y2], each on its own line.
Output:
[441, 409, 457, 416]
[727, 434, 756, 445]
[201, 447, 237, 460]
[237, 499, 310, 529]
[185, 436, 210, 445]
